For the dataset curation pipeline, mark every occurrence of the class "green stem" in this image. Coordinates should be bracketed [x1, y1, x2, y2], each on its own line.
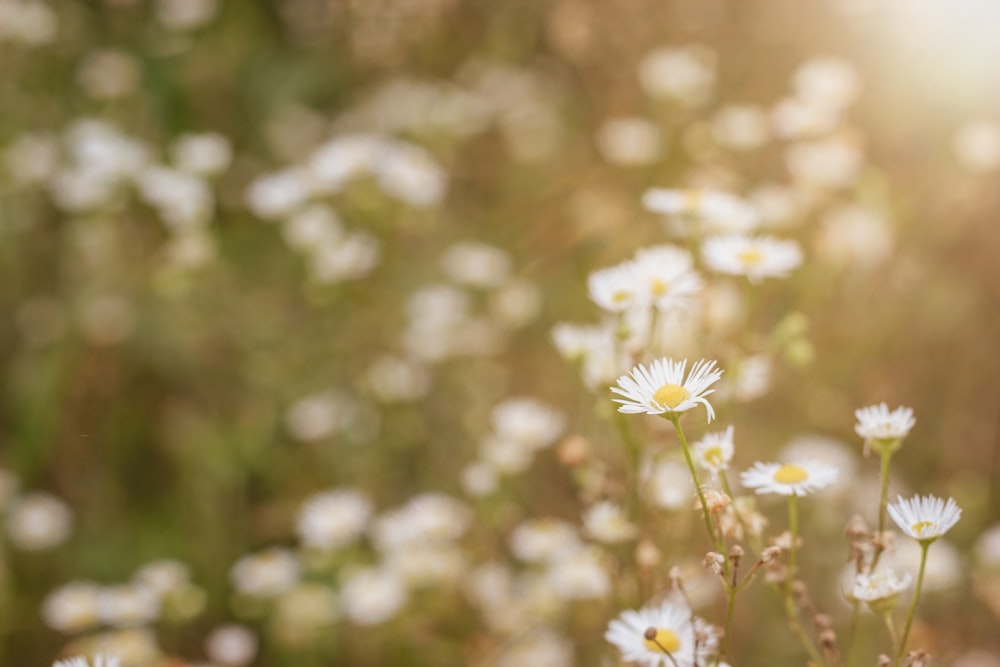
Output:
[883, 610, 898, 647]
[782, 494, 827, 667]
[717, 584, 738, 663]
[669, 414, 725, 557]
[787, 494, 799, 577]
[871, 449, 894, 572]
[846, 600, 861, 667]
[613, 410, 643, 517]
[896, 541, 930, 663]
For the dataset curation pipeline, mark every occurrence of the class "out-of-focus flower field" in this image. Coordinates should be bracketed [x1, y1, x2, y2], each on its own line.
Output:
[2, 1, 1000, 666]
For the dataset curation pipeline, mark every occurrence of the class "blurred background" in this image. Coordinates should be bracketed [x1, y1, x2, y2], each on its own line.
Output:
[2, 0, 1000, 665]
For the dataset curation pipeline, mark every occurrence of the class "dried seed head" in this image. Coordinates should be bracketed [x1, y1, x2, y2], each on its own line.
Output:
[703, 551, 726, 575]
[814, 613, 833, 631]
[845, 514, 869, 540]
[877, 654, 892, 666]
[761, 545, 782, 564]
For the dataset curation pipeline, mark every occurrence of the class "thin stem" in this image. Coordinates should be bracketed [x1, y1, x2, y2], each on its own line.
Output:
[613, 409, 643, 514]
[846, 600, 861, 667]
[896, 541, 930, 663]
[870, 448, 894, 572]
[882, 611, 898, 647]
[669, 414, 725, 556]
[647, 306, 661, 355]
[787, 494, 799, 577]
[717, 584, 738, 663]
[718, 473, 746, 539]
[782, 494, 827, 667]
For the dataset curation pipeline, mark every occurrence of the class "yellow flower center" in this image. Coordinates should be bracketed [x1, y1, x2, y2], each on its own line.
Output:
[612, 290, 632, 304]
[644, 627, 681, 653]
[682, 189, 702, 212]
[653, 383, 690, 409]
[911, 520, 935, 537]
[651, 278, 668, 296]
[737, 247, 764, 265]
[773, 464, 808, 484]
[704, 446, 724, 467]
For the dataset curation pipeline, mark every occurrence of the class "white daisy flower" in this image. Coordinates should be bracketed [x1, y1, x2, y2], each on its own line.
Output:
[854, 403, 915, 454]
[851, 568, 911, 613]
[611, 358, 723, 422]
[887, 494, 962, 543]
[632, 245, 704, 313]
[605, 599, 719, 667]
[740, 460, 838, 497]
[692, 425, 735, 476]
[587, 262, 642, 313]
[701, 234, 802, 282]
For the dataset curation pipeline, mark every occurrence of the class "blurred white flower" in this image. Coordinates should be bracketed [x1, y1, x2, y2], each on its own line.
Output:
[792, 57, 861, 113]
[297, 489, 372, 551]
[371, 493, 471, 552]
[172, 132, 232, 176]
[285, 391, 358, 442]
[851, 568, 911, 611]
[365, 355, 431, 404]
[441, 241, 512, 289]
[595, 117, 664, 166]
[97, 585, 159, 627]
[53, 656, 120, 667]
[702, 234, 802, 283]
[310, 232, 380, 283]
[43, 581, 102, 633]
[692, 425, 735, 476]
[509, 518, 581, 563]
[545, 547, 610, 599]
[281, 204, 343, 251]
[271, 583, 340, 645]
[385, 543, 466, 588]
[373, 142, 446, 208]
[460, 460, 499, 497]
[205, 624, 258, 667]
[582, 501, 638, 543]
[953, 119, 1000, 174]
[6, 492, 72, 551]
[0, 0, 58, 45]
[785, 137, 863, 189]
[3, 132, 59, 186]
[712, 105, 769, 151]
[882, 538, 962, 592]
[155, 0, 218, 30]
[230, 548, 301, 598]
[497, 629, 574, 667]
[816, 203, 894, 269]
[246, 168, 312, 220]
[638, 45, 716, 107]
[489, 277, 543, 328]
[340, 567, 406, 625]
[492, 398, 565, 451]
[133, 560, 190, 599]
[643, 188, 759, 234]
[649, 458, 695, 510]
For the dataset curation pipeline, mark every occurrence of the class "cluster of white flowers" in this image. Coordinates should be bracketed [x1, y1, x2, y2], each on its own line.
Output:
[401, 243, 541, 364]
[44, 559, 203, 638]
